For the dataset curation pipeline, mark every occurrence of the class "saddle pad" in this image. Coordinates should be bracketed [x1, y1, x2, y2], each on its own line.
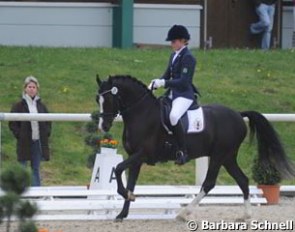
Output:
[187, 107, 205, 133]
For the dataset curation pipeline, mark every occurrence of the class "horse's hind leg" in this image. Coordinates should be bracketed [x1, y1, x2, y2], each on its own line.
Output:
[177, 157, 222, 221]
[223, 157, 251, 219]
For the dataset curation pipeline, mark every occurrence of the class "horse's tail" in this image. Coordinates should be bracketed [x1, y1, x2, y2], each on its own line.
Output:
[241, 111, 295, 179]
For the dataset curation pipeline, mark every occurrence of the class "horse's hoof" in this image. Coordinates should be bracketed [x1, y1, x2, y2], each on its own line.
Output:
[176, 214, 187, 222]
[243, 212, 252, 220]
[176, 208, 192, 222]
[114, 217, 124, 223]
[127, 190, 136, 202]
[176, 212, 195, 222]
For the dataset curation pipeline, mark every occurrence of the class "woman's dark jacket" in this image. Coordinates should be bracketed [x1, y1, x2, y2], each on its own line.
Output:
[9, 98, 51, 161]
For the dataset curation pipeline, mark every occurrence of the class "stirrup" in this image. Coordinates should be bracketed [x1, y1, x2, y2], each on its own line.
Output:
[175, 150, 188, 165]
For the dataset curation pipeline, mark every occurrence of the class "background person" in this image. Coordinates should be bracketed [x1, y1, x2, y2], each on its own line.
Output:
[9, 76, 51, 186]
[250, 0, 278, 49]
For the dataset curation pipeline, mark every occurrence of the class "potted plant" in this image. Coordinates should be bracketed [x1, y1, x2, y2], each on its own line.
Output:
[100, 133, 119, 155]
[252, 158, 282, 204]
[84, 111, 119, 168]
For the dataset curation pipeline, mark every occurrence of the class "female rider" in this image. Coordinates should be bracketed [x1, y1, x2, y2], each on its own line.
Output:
[149, 25, 199, 165]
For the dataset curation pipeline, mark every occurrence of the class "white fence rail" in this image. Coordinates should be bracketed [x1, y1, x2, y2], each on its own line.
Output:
[0, 113, 123, 122]
[1, 112, 295, 185]
[0, 113, 91, 122]
[1, 112, 295, 122]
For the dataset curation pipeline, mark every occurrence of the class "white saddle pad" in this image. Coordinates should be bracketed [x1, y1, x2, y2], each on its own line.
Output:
[187, 107, 205, 133]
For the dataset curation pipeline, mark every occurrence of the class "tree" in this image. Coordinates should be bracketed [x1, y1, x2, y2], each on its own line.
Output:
[0, 164, 38, 232]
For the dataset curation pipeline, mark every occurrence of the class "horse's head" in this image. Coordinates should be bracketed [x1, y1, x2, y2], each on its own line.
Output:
[96, 75, 119, 133]
[96, 74, 156, 133]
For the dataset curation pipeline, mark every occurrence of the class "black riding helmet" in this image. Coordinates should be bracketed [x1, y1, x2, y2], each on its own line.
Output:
[166, 25, 190, 41]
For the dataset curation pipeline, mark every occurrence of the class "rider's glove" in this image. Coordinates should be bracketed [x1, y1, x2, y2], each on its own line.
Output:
[149, 79, 165, 90]
[148, 79, 156, 90]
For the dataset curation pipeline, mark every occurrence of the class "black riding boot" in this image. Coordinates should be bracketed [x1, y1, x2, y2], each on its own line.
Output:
[172, 122, 189, 165]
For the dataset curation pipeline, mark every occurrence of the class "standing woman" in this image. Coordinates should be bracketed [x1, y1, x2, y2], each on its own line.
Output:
[149, 25, 199, 165]
[9, 76, 51, 186]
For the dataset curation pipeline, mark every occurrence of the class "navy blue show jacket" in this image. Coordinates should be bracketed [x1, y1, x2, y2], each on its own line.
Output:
[161, 47, 199, 101]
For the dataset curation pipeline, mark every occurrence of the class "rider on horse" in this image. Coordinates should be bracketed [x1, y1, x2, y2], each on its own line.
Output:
[149, 25, 199, 165]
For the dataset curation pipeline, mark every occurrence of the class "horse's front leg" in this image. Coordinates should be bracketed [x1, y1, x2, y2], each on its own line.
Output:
[115, 152, 141, 199]
[115, 162, 142, 222]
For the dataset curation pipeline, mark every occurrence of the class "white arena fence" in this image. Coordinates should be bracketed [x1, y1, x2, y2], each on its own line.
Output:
[0, 112, 295, 220]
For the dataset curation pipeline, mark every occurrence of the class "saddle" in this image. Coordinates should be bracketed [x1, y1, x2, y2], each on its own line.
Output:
[160, 97, 205, 134]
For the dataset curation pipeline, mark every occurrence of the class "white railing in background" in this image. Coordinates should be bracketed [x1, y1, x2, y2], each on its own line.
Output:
[1, 112, 295, 184]
[0, 113, 92, 122]
[0, 113, 123, 122]
[2, 112, 295, 122]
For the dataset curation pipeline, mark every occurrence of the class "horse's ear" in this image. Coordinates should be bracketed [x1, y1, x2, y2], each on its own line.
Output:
[96, 74, 102, 86]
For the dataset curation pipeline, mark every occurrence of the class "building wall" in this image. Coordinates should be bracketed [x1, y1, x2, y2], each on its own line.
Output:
[0, 2, 113, 47]
[134, 4, 202, 48]
[0, 2, 202, 48]
[282, 6, 294, 48]
[10, 0, 202, 4]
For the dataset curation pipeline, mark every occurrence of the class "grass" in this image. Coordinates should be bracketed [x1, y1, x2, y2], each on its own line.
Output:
[0, 46, 295, 186]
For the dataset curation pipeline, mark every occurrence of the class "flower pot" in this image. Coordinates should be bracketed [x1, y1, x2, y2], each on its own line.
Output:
[258, 184, 280, 205]
[100, 147, 117, 155]
[38, 229, 49, 232]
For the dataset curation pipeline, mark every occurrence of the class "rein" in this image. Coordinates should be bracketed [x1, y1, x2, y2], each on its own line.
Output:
[98, 87, 150, 118]
[118, 91, 149, 116]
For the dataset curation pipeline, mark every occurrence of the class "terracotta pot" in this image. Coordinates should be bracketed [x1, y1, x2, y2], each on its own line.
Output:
[258, 184, 280, 204]
[38, 229, 49, 232]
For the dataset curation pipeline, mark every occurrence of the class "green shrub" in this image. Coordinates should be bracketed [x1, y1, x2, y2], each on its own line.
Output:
[252, 158, 282, 185]
[0, 164, 31, 194]
[17, 201, 38, 221]
[0, 164, 38, 232]
[19, 221, 38, 232]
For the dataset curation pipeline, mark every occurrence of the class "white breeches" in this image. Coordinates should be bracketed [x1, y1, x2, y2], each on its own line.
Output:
[169, 97, 193, 126]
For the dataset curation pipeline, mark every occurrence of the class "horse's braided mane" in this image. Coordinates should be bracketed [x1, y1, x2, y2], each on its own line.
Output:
[109, 75, 157, 100]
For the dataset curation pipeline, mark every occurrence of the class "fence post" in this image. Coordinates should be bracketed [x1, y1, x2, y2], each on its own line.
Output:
[112, 0, 134, 48]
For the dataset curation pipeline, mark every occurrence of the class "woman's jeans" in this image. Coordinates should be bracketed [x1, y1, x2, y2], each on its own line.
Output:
[20, 140, 42, 186]
[250, 3, 275, 49]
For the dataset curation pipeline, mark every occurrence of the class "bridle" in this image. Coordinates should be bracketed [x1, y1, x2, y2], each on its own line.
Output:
[98, 86, 150, 118]
[96, 87, 118, 118]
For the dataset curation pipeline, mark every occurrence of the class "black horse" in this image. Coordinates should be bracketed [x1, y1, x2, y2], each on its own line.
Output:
[96, 75, 295, 221]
